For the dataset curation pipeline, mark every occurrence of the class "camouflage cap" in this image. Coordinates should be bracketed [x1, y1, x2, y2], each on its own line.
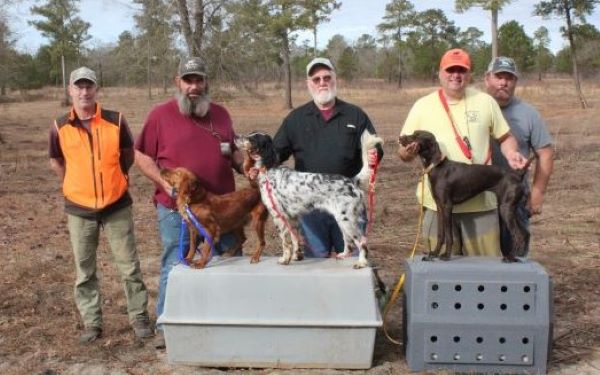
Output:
[69, 66, 97, 85]
[487, 56, 519, 77]
[178, 57, 208, 78]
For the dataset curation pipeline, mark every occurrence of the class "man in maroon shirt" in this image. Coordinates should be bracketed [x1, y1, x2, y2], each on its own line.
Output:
[135, 57, 244, 349]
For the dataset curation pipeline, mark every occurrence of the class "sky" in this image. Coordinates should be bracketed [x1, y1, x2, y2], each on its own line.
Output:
[9, 0, 600, 54]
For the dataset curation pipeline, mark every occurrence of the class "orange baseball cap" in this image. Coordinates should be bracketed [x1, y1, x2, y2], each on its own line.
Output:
[439, 48, 471, 71]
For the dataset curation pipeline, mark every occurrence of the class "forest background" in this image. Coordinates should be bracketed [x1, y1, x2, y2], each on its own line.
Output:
[0, 0, 599, 109]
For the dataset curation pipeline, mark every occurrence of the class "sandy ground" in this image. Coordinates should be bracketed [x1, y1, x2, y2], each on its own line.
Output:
[0, 79, 598, 374]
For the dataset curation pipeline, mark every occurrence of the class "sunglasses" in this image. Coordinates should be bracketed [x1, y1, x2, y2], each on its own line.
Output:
[310, 75, 333, 84]
[445, 66, 468, 74]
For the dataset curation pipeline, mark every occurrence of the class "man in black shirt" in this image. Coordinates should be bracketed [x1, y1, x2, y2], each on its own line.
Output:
[273, 57, 383, 258]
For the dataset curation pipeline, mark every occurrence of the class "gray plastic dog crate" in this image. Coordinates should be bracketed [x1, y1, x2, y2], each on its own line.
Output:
[403, 256, 553, 374]
[157, 256, 382, 369]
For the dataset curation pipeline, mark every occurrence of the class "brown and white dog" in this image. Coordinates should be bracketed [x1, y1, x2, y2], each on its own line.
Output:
[398, 130, 533, 262]
[236, 131, 383, 269]
[161, 167, 268, 268]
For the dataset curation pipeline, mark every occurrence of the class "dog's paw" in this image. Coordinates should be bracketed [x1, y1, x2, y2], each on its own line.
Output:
[191, 260, 207, 269]
[249, 255, 260, 264]
[292, 251, 304, 261]
[502, 256, 519, 263]
[278, 256, 291, 265]
[353, 259, 369, 269]
[336, 251, 352, 259]
[440, 253, 452, 261]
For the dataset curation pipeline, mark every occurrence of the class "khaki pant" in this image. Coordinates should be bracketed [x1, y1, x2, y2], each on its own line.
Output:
[68, 206, 148, 328]
[422, 209, 501, 257]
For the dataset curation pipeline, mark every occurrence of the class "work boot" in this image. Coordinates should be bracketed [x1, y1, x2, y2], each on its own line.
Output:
[153, 330, 166, 350]
[79, 326, 102, 344]
[131, 317, 153, 338]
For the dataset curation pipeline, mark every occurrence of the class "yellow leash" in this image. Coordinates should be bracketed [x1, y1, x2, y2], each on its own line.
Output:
[381, 172, 426, 345]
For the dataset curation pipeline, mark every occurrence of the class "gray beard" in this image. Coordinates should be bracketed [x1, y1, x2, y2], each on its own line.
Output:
[176, 91, 211, 117]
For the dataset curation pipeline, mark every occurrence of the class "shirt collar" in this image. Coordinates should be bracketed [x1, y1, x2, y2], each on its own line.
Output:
[305, 98, 346, 118]
[69, 102, 100, 123]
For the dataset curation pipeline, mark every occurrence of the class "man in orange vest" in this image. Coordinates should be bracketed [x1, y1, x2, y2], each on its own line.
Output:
[49, 67, 151, 344]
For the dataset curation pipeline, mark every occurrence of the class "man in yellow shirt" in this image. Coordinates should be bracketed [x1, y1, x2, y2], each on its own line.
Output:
[398, 48, 527, 257]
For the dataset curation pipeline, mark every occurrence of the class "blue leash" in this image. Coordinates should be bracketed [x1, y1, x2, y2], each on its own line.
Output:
[178, 204, 216, 266]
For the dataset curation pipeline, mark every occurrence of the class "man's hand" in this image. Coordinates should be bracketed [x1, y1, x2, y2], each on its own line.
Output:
[528, 188, 545, 215]
[161, 180, 176, 199]
[499, 133, 528, 170]
[245, 167, 259, 181]
[506, 150, 528, 170]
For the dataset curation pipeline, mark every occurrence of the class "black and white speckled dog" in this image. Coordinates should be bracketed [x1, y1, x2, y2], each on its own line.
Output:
[236, 131, 383, 269]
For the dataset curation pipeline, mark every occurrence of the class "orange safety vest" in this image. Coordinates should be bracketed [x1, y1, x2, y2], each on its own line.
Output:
[54, 104, 129, 210]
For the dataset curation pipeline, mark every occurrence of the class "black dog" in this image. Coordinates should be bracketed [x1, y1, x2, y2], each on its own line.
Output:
[399, 130, 533, 262]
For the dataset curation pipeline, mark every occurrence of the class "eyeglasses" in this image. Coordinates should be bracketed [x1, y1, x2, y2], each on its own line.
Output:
[445, 66, 468, 74]
[310, 75, 333, 84]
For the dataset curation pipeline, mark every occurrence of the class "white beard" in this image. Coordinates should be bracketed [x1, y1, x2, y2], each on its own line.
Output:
[310, 86, 337, 107]
[176, 91, 211, 117]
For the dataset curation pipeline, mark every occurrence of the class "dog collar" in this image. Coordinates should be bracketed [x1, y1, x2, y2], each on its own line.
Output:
[423, 155, 446, 175]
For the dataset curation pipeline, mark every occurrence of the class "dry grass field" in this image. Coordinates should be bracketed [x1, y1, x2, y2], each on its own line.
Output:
[0, 78, 599, 374]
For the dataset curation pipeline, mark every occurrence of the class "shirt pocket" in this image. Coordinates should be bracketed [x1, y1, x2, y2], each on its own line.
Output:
[339, 124, 359, 156]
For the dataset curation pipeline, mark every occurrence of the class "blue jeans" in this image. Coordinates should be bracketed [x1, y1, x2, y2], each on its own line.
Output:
[155, 204, 238, 330]
[299, 210, 367, 258]
[499, 203, 531, 257]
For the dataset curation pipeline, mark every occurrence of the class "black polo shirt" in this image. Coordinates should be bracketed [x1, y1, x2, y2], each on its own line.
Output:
[273, 98, 381, 178]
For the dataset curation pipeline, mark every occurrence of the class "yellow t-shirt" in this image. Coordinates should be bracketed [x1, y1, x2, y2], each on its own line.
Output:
[401, 87, 510, 213]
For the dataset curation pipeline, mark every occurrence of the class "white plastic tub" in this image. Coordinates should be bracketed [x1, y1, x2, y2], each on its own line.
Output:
[157, 256, 382, 369]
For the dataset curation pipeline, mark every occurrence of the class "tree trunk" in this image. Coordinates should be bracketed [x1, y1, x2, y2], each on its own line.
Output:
[177, 0, 201, 56]
[281, 33, 293, 110]
[163, 62, 168, 94]
[491, 8, 498, 59]
[397, 40, 403, 88]
[193, 0, 204, 54]
[565, 9, 588, 109]
[147, 39, 152, 99]
[61, 54, 70, 107]
[313, 26, 318, 57]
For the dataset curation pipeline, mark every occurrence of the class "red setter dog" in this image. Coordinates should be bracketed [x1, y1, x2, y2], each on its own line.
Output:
[160, 167, 268, 268]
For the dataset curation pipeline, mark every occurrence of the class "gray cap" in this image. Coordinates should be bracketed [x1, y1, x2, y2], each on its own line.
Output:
[70, 66, 97, 85]
[487, 56, 519, 77]
[306, 57, 335, 77]
[178, 57, 207, 78]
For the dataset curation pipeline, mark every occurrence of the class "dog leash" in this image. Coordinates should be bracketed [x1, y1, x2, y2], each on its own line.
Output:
[381, 171, 426, 345]
[262, 172, 307, 250]
[366, 156, 380, 236]
[177, 205, 215, 266]
[438, 89, 492, 165]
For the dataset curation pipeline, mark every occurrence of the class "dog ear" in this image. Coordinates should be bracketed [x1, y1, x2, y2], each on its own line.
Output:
[262, 135, 279, 168]
[180, 178, 205, 201]
[190, 179, 206, 200]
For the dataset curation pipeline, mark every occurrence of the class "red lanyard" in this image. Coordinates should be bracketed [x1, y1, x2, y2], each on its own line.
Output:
[438, 89, 473, 160]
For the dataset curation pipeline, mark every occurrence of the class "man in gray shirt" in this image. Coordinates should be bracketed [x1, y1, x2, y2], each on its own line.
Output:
[485, 56, 554, 256]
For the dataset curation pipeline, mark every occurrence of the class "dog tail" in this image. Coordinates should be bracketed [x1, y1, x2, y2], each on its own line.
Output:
[354, 130, 384, 185]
